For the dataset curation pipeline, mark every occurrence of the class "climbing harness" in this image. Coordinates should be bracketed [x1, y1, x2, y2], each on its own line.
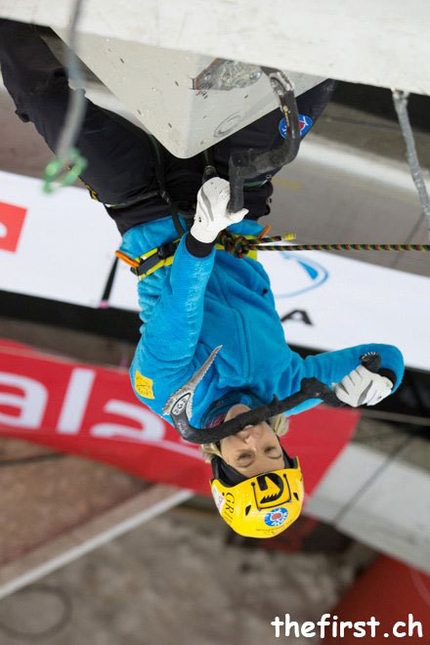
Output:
[116, 239, 181, 279]
[115, 229, 272, 280]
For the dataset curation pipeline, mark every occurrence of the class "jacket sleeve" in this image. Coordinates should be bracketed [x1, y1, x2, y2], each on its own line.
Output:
[130, 237, 216, 411]
[286, 342, 405, 417]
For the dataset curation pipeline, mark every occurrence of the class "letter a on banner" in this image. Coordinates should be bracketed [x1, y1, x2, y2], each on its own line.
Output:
[0, 372, 47, 428]
[91, 400, 165, 442]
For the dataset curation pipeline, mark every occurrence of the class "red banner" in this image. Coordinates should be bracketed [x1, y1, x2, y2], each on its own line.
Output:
[0, 200, 27, 253]
[0, 339, 359, 497]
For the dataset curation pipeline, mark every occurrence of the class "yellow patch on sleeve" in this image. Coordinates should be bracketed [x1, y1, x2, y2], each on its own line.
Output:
[134, 371, 155, 399]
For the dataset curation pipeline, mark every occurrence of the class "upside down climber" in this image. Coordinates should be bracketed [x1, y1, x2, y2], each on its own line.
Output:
[0, 19, 404, 539]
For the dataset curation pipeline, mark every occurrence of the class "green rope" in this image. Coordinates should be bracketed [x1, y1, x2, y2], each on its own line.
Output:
[216, 231, 430, 257]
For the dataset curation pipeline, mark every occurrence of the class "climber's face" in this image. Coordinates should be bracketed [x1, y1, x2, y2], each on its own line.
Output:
[219, 404, 284, 477]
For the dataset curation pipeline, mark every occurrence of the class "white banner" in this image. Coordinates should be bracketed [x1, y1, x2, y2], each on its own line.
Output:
[0, 170, 120, 307]
[1, 170, 429, 371]
[110, 247, 430, 372]
[262, 251, 429, 372]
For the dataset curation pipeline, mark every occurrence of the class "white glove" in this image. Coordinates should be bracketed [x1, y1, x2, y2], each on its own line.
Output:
[190, 177, 249, 244]
[332, 365, 393, 407]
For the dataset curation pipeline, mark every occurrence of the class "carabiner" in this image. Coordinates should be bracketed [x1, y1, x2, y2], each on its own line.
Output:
[43, 147, 87, 194]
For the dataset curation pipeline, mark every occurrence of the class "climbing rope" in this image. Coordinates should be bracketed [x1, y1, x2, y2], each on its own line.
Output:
[257, 242, 430, 252]
[216, 230, 430, 257]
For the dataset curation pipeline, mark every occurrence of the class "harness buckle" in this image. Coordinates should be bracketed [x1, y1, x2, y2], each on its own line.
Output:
[133, 240, 180, 278]
[158, 241, 179, 259]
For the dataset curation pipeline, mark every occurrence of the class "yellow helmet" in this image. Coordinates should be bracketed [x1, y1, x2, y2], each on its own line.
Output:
[210, 454, 304, 539]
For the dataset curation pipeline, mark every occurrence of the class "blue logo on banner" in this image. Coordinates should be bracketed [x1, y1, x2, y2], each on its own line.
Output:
[278, 114, 313, 139]
[273, 254, 329, 298]
[264, 507, 289, 527]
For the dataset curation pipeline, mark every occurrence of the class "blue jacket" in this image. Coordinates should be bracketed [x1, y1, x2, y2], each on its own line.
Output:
[120, 217, 404, 426]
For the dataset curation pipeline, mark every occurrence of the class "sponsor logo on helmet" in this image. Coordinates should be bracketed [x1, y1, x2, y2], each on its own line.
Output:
[278, 114, 313, 139]
[253, 472, 290, 508]
[223, 491, 235, 523]
[264, 507, 289, 527]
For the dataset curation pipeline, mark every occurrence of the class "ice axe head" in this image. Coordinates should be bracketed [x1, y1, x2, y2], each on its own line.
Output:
[162, 346, 223, 442]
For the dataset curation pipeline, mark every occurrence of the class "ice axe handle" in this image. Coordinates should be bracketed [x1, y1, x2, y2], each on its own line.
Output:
[203, 163, 244, 213]
[361, 353, 382, 373]
[227, 150, 247, 212]
[227, 168, 245, 212]
[227, 70, 300, 213]
[315, 353, 382, 409]
[202, 165, 218, 183]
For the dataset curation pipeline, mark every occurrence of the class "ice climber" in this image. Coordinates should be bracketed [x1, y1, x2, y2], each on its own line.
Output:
[0, 19, 404, 539]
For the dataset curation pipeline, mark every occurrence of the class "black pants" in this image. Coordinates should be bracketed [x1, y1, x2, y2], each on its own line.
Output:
[0, 19, 337, 234]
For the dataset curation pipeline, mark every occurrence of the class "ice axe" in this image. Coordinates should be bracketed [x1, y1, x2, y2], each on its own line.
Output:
[163, 350, 381, 444]
[201, 69, 301, 210]
[227, 68, 301, 213]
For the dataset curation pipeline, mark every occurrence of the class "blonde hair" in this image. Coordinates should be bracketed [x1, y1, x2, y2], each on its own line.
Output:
[200, 413, 289, 463]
